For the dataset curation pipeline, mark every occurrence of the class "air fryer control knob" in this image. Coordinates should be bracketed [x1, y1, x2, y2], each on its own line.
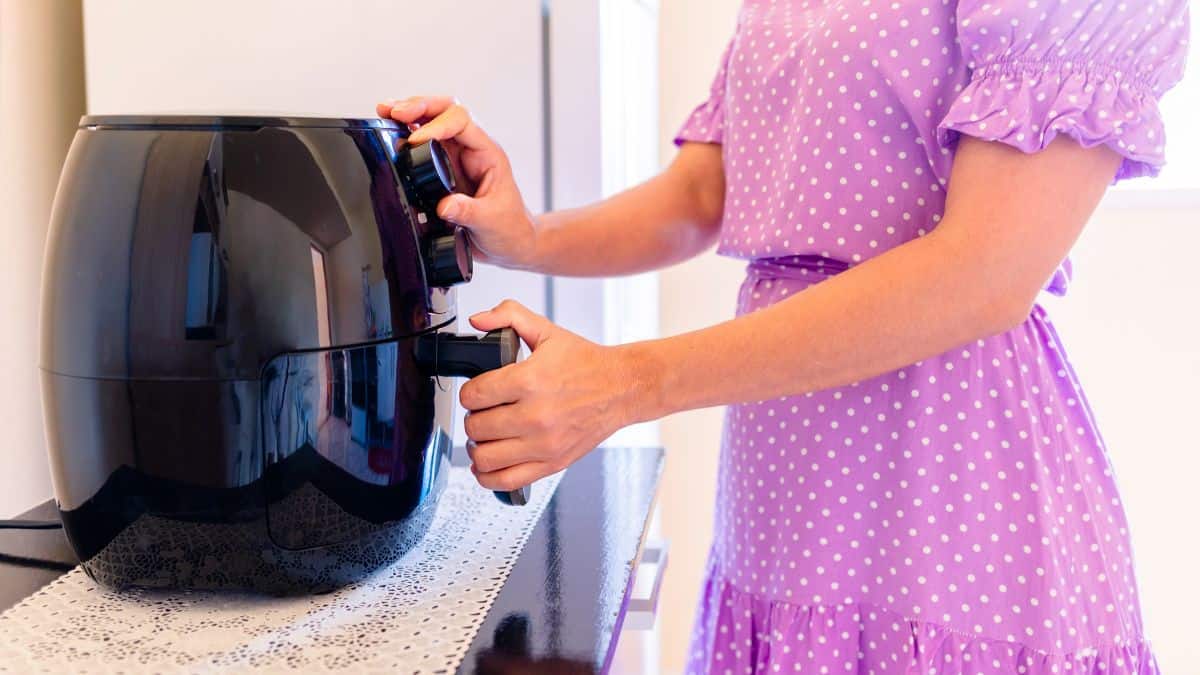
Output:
[426, 228, 473, 287]
[402, 140, 457, 207]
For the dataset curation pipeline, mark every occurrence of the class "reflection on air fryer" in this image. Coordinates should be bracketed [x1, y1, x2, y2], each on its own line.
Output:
[39, 114, 518, 594]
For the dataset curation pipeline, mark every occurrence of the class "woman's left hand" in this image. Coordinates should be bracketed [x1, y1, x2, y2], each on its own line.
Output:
[461, 300, 648, 491]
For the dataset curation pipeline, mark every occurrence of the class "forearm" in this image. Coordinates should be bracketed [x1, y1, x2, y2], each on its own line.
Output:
[623, 136, 1120, 421]
[451, 133, 1123, 493]
[625, 228, 1026, 418]
[530, 178, 710, 276]
[526, 143, 725, 276]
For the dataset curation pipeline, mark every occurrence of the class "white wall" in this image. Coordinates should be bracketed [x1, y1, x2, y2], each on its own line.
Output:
[656, 1, 743, 672]
[0, 1, 86, 516]
[654, 2, 1199, 673]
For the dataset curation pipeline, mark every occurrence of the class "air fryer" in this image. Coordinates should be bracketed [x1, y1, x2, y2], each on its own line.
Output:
[39, 114, 525, 593]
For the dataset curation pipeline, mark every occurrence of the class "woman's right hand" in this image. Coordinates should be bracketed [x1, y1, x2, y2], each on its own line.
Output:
[376, 96, 538, 269]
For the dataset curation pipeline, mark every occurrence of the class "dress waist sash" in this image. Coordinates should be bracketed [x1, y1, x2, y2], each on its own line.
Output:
[745, 255, 850, 284]
[746, 254, 1070, 296]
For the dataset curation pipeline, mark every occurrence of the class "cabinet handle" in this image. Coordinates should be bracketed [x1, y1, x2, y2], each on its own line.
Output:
[623, 541, 669, 631]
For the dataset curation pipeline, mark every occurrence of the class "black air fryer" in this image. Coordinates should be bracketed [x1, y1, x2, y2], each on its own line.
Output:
[40, 114, 525, 593]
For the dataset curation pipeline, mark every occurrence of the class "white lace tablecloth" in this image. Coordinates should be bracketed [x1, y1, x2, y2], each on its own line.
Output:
[0, 468, 561, 674]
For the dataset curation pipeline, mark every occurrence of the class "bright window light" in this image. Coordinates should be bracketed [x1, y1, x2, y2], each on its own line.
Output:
[1122, 36, 1199, 191]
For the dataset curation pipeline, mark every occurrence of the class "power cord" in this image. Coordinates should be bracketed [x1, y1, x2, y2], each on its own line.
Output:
[0, 552, 73, 572]
[0, 518, 71, 573]
[0, 520, 62, 530]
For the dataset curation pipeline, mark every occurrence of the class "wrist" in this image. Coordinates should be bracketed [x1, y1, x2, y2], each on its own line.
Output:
[515, 211, 547, 272]
[613, 341, 671, 425]
[472, 210, 543, 272]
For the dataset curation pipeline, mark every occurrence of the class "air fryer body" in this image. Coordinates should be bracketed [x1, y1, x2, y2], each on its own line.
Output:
[41, 115, 466, 593]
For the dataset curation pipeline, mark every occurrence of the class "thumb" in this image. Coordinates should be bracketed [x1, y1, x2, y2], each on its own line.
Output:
[437, 193, 493, 230]
[469, 300, 553, 349]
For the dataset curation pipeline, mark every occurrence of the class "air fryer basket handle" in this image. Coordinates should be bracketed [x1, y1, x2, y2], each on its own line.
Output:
[418, 328, 520, 378]
[415, 328, 531, 506]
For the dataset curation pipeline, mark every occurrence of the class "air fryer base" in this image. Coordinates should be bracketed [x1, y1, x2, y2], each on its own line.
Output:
[73, 458, 447, 596]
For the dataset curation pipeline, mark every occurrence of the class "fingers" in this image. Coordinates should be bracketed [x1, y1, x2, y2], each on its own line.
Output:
[466, 437, 540, 473]
[376, 96, 494, 151]
[468, 300, 552, 349]
[378, 95, 458, 124]
[460, 363, 529, 411]
[463, 404, 530, 442]
[471, 457, 557, 492]
[436, 193, 493, 229]
[407, 104, 492, 151]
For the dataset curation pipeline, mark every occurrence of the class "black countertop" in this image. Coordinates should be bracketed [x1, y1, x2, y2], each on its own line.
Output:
[0, 447, 664, 674]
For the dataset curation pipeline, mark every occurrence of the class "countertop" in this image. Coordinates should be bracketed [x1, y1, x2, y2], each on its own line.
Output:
[0, 446, 665, 674]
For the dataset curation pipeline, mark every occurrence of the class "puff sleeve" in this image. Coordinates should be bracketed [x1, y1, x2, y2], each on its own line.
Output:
[675, 37, 736, 146]
[937, 0, 1190, 181]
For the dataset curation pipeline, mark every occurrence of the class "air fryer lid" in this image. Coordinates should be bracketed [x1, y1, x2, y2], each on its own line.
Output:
[41, 117, 445, 381]
[80, 113, 404, 130]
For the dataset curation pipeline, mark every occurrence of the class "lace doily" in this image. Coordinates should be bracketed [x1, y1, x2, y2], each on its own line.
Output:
[0, 467, 561, 673]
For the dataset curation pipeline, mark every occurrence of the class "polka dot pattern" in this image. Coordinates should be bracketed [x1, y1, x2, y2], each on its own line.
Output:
[675, 0, 1189, 268]
[674, 1, 1188, 672]
[686, 266, 1160, 673]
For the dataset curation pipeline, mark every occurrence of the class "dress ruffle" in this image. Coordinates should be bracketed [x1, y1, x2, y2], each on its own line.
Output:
[675, 95, 727, 146]
[674, 37, 734, 147]
[936, 58, 1167, 182]
[688, 567, 1160, 675]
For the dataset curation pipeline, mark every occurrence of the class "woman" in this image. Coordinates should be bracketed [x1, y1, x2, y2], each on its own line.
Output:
[380, 0, 1187, 671]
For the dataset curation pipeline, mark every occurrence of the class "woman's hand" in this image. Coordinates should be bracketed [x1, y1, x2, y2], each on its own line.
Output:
[458, 300, 649, 491]
[377, 96, 538, 269]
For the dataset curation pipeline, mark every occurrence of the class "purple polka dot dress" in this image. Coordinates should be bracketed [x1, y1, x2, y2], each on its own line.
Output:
[674, 1, 1189, 673]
